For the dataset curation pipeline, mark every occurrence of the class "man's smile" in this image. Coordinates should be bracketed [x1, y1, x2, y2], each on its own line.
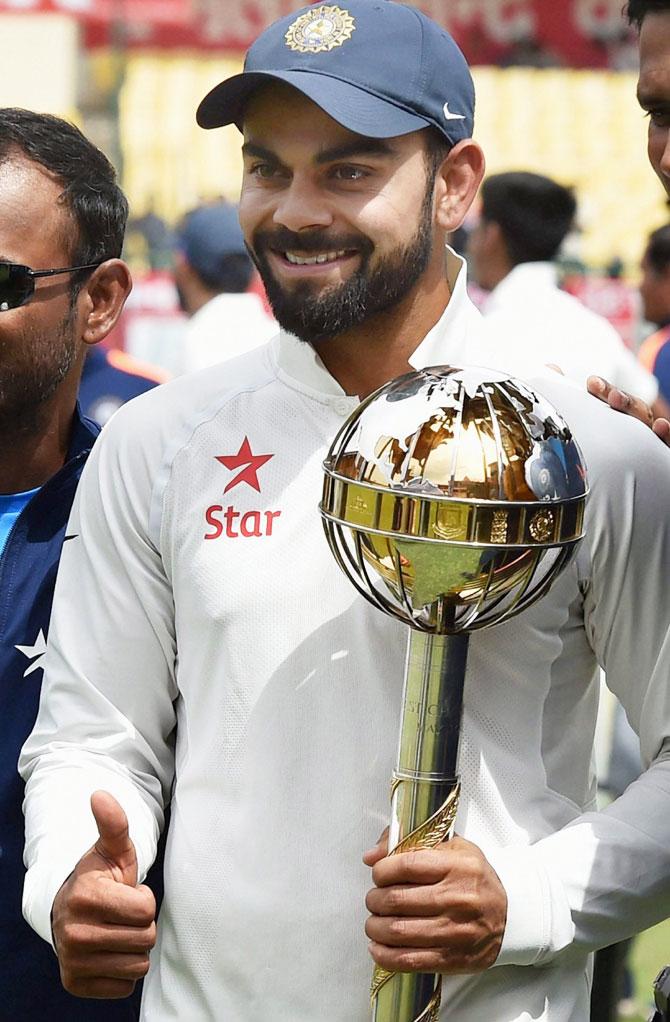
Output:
[267, 246, 360, 279]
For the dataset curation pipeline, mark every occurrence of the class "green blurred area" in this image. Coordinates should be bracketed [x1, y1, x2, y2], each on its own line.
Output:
[618, 919, 670, 1021]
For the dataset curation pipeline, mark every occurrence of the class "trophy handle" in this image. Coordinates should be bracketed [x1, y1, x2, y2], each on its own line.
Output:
[371, 631, 469, 1022]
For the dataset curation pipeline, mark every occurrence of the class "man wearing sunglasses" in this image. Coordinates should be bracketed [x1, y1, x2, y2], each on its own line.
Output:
[0, 108, 146, 1020]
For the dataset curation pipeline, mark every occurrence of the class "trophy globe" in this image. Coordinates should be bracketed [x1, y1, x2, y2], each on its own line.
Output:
[320, 365, 588, 1022]
[321, 365, 587, 633]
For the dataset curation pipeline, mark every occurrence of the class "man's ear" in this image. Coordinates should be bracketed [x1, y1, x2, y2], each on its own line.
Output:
[434, 139, 486, 234]
[80, 259, 132, 348]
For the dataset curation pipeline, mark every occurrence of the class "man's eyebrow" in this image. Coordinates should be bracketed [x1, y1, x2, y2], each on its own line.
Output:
[315, 139, 396, 164]
[242, 142, 282, 163]
[241, 138, 396, 165]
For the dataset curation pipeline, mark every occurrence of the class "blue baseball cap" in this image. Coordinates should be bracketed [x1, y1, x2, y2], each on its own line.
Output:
[176, 203, 248, 281]
[196, 0, 474, 147]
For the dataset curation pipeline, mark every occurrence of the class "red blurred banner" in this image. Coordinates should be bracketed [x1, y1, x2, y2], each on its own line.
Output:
[0, 0, 637, 66]
[0, 0, 191, 26]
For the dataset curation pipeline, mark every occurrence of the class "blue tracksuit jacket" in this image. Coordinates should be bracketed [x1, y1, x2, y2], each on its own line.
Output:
[0, 408, 146, 1019]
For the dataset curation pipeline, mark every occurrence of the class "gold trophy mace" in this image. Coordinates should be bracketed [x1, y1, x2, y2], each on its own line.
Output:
[320, 366, 588, 1022]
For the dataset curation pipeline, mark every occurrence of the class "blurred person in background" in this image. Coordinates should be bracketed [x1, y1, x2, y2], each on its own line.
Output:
[79, 345, 168, 426]
[174, 201, 276, 373]
[0, 108, 146, 1020]
[591, 692, 644, 1022]
[639, 223, 670, 405]
[469, 170, 666, 414]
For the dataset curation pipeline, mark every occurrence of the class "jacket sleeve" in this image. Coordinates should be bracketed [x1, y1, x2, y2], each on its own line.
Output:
[20, 407, 178, 947]
[490, 399, 670, 967]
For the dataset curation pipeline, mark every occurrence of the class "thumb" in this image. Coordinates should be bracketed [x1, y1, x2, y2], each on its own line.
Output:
[363, 826, 390, 866]
[90, 790, 138, 887]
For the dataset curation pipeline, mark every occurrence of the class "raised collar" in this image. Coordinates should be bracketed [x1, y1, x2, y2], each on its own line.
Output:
[272, 245, 482, 406]
[67, 403, 100, 462]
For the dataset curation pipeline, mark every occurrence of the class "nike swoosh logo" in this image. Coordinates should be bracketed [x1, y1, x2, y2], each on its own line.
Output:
[63, 534, 79, 542]
[443, 102, 466, 121]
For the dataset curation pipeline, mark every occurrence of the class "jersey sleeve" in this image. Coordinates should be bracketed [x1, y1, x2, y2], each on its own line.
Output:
[489, 398, 670, 967]
[20, 406, 178, 946]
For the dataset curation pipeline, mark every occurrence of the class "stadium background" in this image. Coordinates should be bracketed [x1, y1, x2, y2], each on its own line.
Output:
[1, 0, 666, 275]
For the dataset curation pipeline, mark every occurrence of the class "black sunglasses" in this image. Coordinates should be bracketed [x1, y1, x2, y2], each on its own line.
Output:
[0, 260, 102, 311]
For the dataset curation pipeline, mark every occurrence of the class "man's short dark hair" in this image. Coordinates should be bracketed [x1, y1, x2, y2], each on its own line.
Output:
[646, 223, 670, 273]
[480, 171, 577, 266]
[0, 108, 128, 276]
[626, 1, 670, 29]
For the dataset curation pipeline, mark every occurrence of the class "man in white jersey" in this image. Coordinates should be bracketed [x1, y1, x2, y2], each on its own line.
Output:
[20, 3, 670, 1019]
[469, 170, 662, 407]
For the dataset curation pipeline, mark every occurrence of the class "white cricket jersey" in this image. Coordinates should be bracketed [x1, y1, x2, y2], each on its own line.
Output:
[481, 261, 659, 404]
[21, 249, 670, 1021]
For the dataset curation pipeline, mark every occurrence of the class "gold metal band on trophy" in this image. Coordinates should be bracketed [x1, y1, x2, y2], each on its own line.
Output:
[371, 967, 396, 1002]
[370, 975, 442, 1022]
[370, 784, 461, 1014]
[322, 469, 585, 549]
[416, 993, 442, 1022]
[391, 781, 461, 853]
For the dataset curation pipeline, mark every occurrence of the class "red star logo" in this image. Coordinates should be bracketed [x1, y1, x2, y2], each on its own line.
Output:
[216, 436, 274, 494]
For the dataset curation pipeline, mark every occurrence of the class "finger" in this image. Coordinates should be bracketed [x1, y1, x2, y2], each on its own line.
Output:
[607, 388, 652, 424]
[653, 418, 670, 445]
[98, 884, 156, 927]
[66, 950, 151, 982]
[588, 375, 633, 411]
[61, 976, 138, 1000]
[587, 374, 611, 400]
[363, 826, 389, 861]
[372, 847, 452, 887]
[366, 883, 443, 918]
[59, 920, 156, 954]
[366, 914, 452, 948]
[69, 879, 156, 927]
[90, 791, 138, 887]
[368, 941, 451, 974]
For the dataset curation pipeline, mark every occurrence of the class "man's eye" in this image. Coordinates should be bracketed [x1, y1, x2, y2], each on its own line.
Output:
[331, 165, 368, 182]
[250, 163, 281, 179]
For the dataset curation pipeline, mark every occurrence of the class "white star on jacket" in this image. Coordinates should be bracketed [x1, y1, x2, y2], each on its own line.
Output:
[15, 629, 47, 678]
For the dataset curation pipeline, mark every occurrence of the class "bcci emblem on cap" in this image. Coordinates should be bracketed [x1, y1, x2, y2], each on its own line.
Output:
[285, 5, 356, 53]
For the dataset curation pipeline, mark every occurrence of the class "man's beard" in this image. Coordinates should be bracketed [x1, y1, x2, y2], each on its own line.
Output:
[0, 306, 78, 436]
[249, 191, 435, 345]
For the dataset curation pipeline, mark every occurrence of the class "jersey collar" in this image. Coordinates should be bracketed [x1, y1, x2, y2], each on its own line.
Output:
[273, 246, 481, 403]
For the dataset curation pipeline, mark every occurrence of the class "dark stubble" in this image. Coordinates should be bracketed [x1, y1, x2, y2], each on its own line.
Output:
[249, 182, 435, 345]
[0, 303, 78, 436]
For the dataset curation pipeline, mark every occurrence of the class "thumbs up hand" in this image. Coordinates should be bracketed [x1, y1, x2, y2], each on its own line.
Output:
[51, 791, 157, 999]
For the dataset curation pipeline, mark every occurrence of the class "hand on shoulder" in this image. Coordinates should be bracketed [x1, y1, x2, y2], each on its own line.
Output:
[587, 375, 670, 445]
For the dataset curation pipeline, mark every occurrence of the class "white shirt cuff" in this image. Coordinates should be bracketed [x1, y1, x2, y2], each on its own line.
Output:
[486, 844, 575, 967]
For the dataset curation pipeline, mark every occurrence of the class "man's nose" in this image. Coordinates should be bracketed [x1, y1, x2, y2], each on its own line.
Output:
[273, 176, 334, 233]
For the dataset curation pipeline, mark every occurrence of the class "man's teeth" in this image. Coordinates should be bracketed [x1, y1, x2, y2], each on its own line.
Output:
[284, 250, 348, 266]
